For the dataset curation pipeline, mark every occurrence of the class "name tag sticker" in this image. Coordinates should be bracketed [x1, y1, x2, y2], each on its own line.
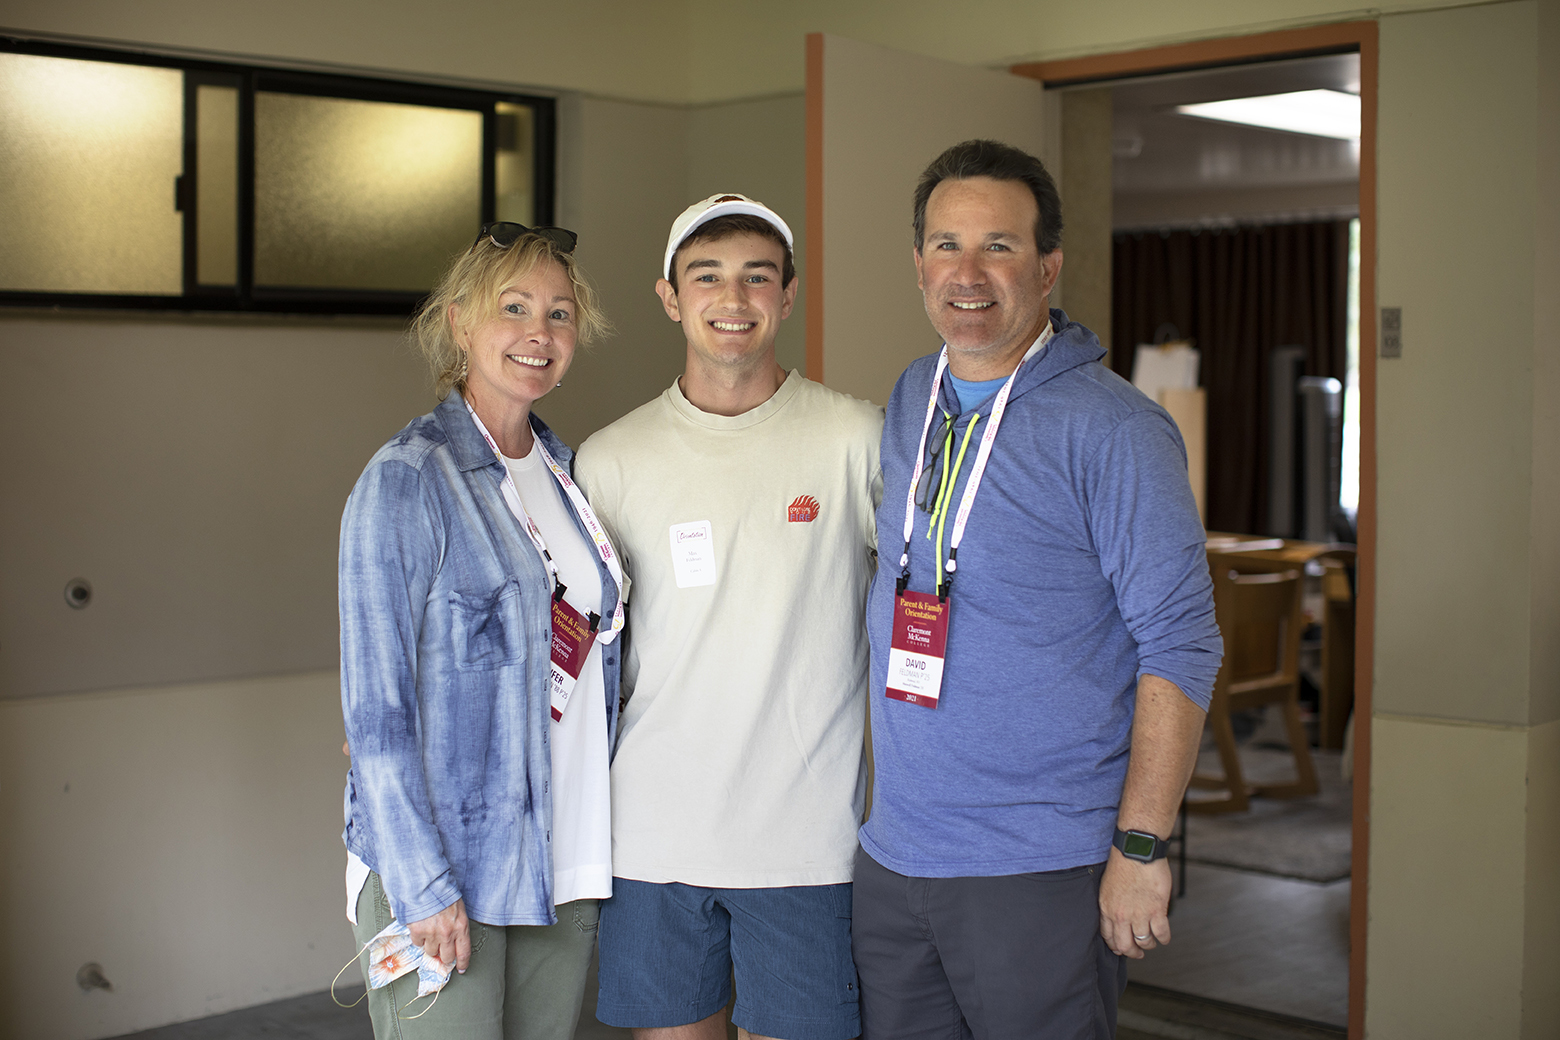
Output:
[668, 520, 717, 588]
[549, 596, 599, 722]
[886, 590, 949, 708]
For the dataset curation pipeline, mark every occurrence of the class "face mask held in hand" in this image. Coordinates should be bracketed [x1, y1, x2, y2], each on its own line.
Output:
[332, 919, 456, 1019]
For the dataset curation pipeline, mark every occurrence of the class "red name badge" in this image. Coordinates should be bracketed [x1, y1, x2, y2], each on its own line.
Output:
[549, 597, 598, 721]
[885, 590, 949, 708]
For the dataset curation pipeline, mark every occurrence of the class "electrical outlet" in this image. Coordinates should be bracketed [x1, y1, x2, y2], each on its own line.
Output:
[1380, 307, 1402, 358]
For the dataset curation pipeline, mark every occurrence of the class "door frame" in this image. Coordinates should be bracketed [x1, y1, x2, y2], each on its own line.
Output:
[1013, 22, 1378, 1039]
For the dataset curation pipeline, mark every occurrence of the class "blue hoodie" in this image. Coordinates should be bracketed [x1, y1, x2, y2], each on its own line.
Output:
[859, 310, 1222, 878]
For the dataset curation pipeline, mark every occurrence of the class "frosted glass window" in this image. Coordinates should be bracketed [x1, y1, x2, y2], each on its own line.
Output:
[253, 92, 483, 293]
[495, 101, 534, 225]
[1, 42, 555, 313]
[195, 84, 239, 287]
[0, 52, 182, 294]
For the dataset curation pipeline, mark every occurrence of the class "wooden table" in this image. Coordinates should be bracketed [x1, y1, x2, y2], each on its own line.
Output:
[1204, 533, 1356, 750]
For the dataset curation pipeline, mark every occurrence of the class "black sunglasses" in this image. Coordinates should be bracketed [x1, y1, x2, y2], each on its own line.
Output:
[473, 221, 578, 254]
[914, 409, 961, 514]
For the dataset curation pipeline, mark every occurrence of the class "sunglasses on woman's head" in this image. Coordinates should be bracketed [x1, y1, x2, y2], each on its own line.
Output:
[473, 221, 578, 254]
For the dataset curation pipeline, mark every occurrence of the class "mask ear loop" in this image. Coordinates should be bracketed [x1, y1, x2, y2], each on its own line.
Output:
[329, 940, 452, 1017]
[329, 941, 373, 1008]
[400, 986, 443, 1020]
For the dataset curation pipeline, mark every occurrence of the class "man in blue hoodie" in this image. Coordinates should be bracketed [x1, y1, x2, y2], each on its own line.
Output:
[852, 139, 1223, 1039]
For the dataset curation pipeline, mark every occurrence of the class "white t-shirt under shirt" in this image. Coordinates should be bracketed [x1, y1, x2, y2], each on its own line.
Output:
[503, 442, 613, 908]
[575, 371, 884, 889]
[346, 436, 612, 922]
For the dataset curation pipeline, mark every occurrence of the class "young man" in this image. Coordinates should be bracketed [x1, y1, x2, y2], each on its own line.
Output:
[852, 140, 1223, 1039]
[574, 194, 882, 1040]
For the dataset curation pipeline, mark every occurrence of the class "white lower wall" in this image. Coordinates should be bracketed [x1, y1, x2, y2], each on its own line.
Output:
[0, 671, 351, 1040]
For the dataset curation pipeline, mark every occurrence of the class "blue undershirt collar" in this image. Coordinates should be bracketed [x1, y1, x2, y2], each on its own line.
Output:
[948, 374, 1009, 413]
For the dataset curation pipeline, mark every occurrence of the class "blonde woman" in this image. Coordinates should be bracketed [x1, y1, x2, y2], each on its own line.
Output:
[339, 223, 622, 1039]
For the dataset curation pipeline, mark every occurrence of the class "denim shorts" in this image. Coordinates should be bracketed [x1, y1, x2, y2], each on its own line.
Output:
[595, 878, 860, 1040]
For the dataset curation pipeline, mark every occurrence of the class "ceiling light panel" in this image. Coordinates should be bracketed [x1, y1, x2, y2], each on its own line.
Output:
[1176, 89, 1360, 140]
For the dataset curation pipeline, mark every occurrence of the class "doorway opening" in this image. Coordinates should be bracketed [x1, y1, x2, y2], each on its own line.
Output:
[1016, 23, 1378, 1040]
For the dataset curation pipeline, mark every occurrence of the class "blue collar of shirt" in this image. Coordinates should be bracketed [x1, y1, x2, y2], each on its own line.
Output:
[948, 373, 1010, 413]
[433, 393, 573, 475]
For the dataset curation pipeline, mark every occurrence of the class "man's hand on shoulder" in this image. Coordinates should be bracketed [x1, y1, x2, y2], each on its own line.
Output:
[1098, 845, 1172, 959]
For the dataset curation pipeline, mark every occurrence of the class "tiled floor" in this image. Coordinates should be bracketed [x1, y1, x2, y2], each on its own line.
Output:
[1129, 861, 1351, 1028]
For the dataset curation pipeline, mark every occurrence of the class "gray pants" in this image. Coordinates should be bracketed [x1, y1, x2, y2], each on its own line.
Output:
[352, 871, 598, 1040]
[851, 847, 1127, 1040]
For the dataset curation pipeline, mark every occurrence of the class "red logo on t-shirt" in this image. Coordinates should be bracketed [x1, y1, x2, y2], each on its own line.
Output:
[788, 495, 820, 523]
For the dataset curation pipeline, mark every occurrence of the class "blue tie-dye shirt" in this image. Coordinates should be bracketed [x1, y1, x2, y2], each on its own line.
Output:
[339, 394, 621, 927]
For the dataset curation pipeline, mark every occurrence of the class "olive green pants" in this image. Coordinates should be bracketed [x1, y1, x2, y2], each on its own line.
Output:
[352, 871, 599, 1040]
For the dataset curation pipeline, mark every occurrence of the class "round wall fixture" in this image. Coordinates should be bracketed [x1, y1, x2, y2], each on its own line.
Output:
[64, 578, 93, 610]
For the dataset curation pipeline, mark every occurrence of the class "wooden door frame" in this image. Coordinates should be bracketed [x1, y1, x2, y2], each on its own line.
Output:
[1012, 22, 1378, 1038]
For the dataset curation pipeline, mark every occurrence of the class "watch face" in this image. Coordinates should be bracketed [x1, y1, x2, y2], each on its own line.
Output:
[1122, 832, 1157, 859]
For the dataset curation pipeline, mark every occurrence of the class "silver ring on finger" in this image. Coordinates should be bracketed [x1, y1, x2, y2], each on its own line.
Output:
[1134, 933, 1151, 942]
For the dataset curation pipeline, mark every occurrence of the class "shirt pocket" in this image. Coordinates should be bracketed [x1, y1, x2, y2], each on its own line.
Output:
[450, 579, 527, 671]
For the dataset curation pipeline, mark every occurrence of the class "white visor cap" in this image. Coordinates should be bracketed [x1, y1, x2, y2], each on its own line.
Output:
[663, 193, 795, 282]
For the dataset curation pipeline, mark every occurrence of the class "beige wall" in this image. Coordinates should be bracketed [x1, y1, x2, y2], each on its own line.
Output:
[538, 94, 689, 447]
[1367, 717, 1560, 1039]
[537, 91, 810, 445]
[1370, 3, 1558, 1036]
[1530, 0, 1560, 730]
[1524, 717, 1560, 1038]
[1367, 715, 1531, 1038]
[685, 94, 809, 375]
[0, 671, 348, 1039]
[1058, 88, 1114, 356]
[1375, 1, 1537, 728]
[4, 0, 1506, 107]
[1524, 2, 1559, 1035]
[0, 317, 428, 699]
[2, 0, 690, 102]
[817, 34, 1048, 407]
[520, 90, 816, 444]
[680, 0, 1495, 102]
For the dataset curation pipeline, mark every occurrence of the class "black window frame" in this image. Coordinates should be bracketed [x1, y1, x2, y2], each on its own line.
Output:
[0, 37, 557, 316]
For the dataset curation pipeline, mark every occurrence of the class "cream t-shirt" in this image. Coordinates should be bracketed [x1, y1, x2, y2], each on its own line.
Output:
[575, 371, 883, 888]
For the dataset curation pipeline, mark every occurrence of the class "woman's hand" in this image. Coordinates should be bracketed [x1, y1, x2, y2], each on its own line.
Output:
[408, 898, 471, 973]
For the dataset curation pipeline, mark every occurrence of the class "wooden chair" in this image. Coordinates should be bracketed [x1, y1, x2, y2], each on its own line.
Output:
[1187, 562, 1319, 813]
[1314, 546, 1357, 751]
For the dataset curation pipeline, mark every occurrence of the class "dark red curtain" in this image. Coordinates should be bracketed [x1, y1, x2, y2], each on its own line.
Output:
[1110, 221, 1350, 534]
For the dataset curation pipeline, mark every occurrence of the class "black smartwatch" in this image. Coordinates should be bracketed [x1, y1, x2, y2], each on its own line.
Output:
[1113, 827, 1170, 863]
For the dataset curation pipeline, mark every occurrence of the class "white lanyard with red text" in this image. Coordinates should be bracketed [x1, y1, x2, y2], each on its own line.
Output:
[464, 400, 626, 720]
[896, 324, 1052, 596]
[886, 326, 1050, 709]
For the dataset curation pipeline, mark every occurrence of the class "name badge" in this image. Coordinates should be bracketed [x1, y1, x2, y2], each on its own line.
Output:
[549, 596, 599, 722]
[885, 590, 949, 708]
[668, 520, 717, 588]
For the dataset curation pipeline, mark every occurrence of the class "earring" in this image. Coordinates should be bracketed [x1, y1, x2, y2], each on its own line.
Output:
[457, 349, 469, 383]
[556, 380, 563, 387]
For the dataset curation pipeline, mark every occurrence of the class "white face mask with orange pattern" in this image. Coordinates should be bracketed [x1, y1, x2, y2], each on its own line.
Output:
[332, 919, 455, 1018]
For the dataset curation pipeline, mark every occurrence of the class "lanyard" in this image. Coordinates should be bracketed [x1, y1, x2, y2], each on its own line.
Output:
[897, 325, 1052, 599]
[463, 399, 626, 644]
